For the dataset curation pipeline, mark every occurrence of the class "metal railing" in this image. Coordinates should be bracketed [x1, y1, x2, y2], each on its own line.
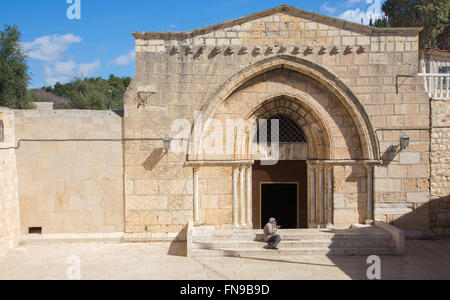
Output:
[417, 73, 450, 100]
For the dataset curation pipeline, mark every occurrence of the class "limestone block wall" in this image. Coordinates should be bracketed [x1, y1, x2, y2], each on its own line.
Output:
[430, 100, 450, 236]
[0, 109, 20, 256]
[14, 110, 124, 234]
[333, 165, 367, 226]
[125, 6, 431, 231]
[373, 128, 431, 230]
[197, 166, 233, 229]
[124, 144, 193, 233]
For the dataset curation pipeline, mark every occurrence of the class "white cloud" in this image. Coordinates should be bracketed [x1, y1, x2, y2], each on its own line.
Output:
[320, 2, 337, 14]
[338, 0, 383, 25]
[43, 59, 100, 85]
[344, 0, 363, 7]
[23, 34, 82, 61]
[113, 50, 135, 66]
[78, 60, 101, 76]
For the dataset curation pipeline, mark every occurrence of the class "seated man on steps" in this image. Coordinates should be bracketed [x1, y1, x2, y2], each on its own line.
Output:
[264, 218, 281, 250]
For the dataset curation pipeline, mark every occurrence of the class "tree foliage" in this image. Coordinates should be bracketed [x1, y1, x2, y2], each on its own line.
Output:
[42, 75, 131, 110]
[382, 0, 450, 50]
[436, 14, 450, 50]
[0, 25, 33, 109]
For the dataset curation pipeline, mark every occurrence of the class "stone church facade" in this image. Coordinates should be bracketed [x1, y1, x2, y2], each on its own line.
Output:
[123, 5, 430, 233]
[1, 5, 448, 256]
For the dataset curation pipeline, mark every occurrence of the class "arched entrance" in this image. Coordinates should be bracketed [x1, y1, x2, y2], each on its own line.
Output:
[188, 55, 380, 229]
[251, 113, 308, 229]
[244, 94, 331, 229]
[253, 161, 308, 229]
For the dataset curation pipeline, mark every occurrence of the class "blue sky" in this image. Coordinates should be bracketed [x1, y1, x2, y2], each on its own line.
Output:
[0, 0, 384, 88]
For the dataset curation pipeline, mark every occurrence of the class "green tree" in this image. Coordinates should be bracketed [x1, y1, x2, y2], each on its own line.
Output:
[436, 13, 450, 50]
[382, 0, 450, 50]
[46, 75, 132, 110]
[373, 16, 391, 28]
[0, 25, 32, 108]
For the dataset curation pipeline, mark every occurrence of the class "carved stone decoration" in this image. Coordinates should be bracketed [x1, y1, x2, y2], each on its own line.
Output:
[319, 46, 327, 55]
[304, 46, 314, 56]
[357, 46, 367, 54]
[344, 46, 353, 54]
[185, 46, 193, 55]
[278, 46, 287, 54]
[292, 46, 301, 55]
[208, 47, 222, 59]
[239, 47, 248, 55]
[170, 46, 179, 55]
[330, 46, 340, 55]
[193, 46, 206, 59]
[225, 47, 234, 55]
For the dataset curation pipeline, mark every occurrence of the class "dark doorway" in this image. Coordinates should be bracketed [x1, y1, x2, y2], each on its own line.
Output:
[253, 160, 308, 229]
[261, 183, 299, 229]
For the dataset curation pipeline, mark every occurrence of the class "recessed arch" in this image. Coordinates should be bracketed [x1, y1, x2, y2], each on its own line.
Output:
[188, 54, 379, 161]
[235, 94, 333, 161]
[256, 113, 307, 144]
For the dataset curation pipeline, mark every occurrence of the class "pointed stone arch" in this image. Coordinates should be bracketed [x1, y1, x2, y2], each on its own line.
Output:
[234, 94, 334, 161]
[188, 54, 379, 162]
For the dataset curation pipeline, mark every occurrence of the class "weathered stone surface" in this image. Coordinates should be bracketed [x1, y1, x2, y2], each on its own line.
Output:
[399, 152, 421, 165]
[14, 110, 124, 234]
[0, 109, 20, 257]
[3, 6, 445, 241]
[124, 6, 431, 232]
[430, 100, 450, 236]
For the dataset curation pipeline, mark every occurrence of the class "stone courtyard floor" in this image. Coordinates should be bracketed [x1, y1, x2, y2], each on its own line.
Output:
[1, 240, 450, 280]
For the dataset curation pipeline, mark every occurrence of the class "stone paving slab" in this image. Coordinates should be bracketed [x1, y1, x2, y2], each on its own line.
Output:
[0, 240, 449, 280]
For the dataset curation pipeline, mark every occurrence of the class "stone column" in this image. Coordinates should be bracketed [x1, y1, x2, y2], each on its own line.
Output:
[308, 163, 316, 227]
[317, 165, 325, 227]
[232, 166, 239, 228]
[246, 165, 253, 228]
[239, 166, 246, 227]
[193, 167, 200, 225]
[365, 164, 375, 225]
[326, 166, 334, 227]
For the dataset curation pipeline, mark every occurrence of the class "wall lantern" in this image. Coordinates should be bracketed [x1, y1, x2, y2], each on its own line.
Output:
[400, 134, 410, 150]
[163, 135, 172, 154]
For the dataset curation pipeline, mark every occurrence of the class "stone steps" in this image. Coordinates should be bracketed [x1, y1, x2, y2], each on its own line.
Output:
[192, 239, 395, 249]
[193, 233, 391, 242]
[191, 248, 398, 257]
[191, 227, 399, 257]
[193, 230, 392, 242]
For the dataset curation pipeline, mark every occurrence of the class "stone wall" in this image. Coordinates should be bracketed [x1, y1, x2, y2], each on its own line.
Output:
[373, 127, 431, 230]
[125, 6, 431, 231]
[14, 110, 124, 234]
[124, 142, 193, 233]
[430, 100, 450, 236]
[0, 109, 20, 256]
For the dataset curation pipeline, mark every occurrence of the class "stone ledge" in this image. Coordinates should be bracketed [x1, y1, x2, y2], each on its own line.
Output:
[122, 232, 186, 242]
[185, 160, 254, 167]
[374, 220, 405, 254]
[20, 233, 124, 245]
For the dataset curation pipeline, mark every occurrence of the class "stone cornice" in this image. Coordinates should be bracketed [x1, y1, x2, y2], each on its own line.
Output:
[185, 160, 254, 167]
[307, 160, 383, 166]
[132, 5, 423, 41]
